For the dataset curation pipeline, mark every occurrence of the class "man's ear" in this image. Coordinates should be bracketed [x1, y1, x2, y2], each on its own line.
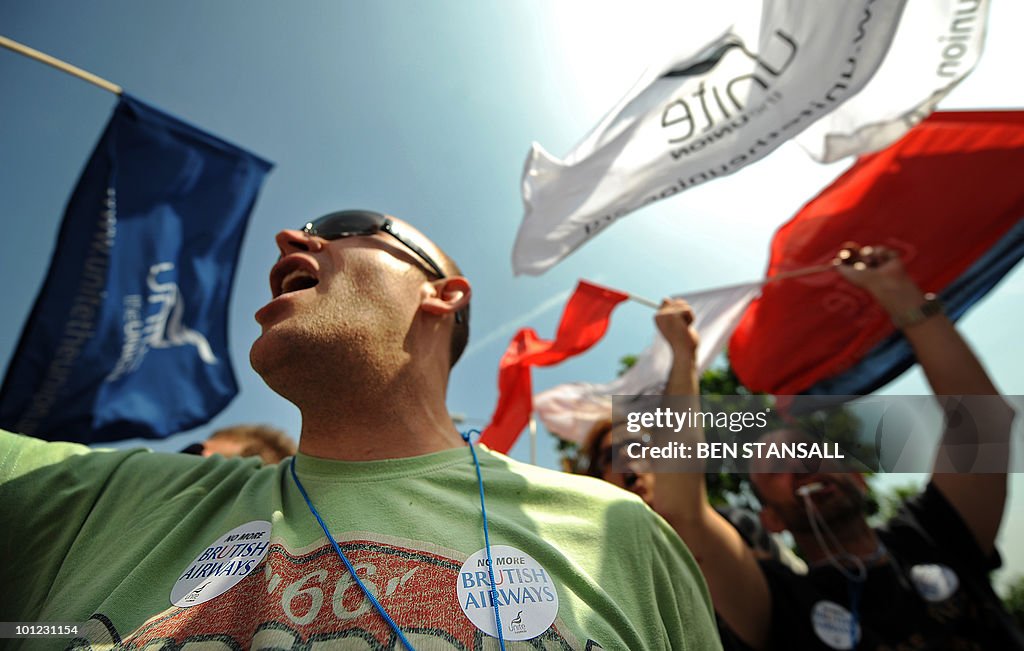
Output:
[421, 276, 471, 318]
[760, 505, 786, 534]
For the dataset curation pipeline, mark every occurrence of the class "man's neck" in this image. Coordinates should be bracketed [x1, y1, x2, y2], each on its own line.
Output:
[295, 377, 464, 462]
[793, 516, 883, 567]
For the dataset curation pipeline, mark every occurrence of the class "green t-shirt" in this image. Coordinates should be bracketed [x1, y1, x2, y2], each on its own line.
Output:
[0, 430, 721, 650]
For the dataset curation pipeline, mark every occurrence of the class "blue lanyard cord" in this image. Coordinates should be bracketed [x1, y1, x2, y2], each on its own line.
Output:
[289, 431, 507, 651]
[461, 429, 507, 651]
[290, 457, 415, 651]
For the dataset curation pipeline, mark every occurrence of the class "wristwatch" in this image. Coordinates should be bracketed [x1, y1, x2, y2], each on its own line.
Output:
[892, 293, 943, 329]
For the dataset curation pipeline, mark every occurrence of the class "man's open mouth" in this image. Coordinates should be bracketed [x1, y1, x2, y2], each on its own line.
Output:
[270, 257, 320, 298]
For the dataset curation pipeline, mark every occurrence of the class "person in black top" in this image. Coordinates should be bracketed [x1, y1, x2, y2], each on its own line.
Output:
[651, 244, 1022, 650]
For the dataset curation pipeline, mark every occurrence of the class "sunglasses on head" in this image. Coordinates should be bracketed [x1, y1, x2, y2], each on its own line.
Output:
[302, 210, 464, 324]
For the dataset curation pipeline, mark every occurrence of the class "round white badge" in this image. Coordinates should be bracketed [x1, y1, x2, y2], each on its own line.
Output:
[456, 545, 559, 641]
[810, 600, 860, 650]
[910, 563, 960, 602]
[170, 520, 272, 607]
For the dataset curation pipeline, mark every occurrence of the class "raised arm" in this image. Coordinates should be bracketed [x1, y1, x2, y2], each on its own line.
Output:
[836, 244, 1016, 555]
[649, 299, 772, 650]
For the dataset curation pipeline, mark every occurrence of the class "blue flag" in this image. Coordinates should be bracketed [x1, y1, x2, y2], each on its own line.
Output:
[0, 95, 272, 443]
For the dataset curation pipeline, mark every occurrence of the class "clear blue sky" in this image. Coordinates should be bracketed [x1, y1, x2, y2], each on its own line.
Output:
[1, 1, 1022, 588]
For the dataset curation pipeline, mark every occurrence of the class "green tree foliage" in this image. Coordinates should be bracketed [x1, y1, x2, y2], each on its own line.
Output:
[617, 354, 638, 377]
[1003, 575, 1024, 629]
[869, 480, 922, 525]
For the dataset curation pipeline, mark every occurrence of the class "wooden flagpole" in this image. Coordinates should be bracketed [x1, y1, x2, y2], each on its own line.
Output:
[0, 35, 122, 95]
[618, 260, 840, 309]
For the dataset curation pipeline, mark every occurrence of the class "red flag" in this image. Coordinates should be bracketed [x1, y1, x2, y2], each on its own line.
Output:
[480, 281, 629, 453]
[730, 111, 1024, 395]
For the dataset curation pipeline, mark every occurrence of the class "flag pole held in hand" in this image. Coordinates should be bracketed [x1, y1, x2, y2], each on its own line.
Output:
[601, 262, 839, 312]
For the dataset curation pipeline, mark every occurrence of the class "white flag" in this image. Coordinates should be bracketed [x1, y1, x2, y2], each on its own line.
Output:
[534, 282, 761, 443]
[513, 0, 907, 276]
[797, 0, 991, 162]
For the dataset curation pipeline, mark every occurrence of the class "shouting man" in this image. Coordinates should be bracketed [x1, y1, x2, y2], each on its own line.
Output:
[1, 210, 720, 650]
